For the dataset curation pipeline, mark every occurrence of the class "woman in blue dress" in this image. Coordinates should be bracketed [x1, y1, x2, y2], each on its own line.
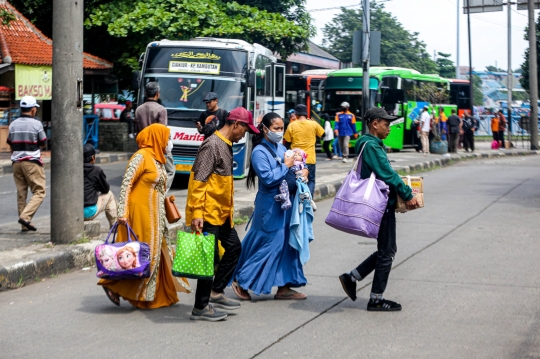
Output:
[231, 112, 308, 300]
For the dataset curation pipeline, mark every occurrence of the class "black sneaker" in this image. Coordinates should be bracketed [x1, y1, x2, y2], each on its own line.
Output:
[367, 298, 402, 312]
[190, 304, 228, 322]
[339, 273, 357, 301]
[209, 293, 241, 310]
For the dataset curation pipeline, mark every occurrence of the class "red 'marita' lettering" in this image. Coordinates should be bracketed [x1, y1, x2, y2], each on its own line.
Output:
[173, 132, 204, 141]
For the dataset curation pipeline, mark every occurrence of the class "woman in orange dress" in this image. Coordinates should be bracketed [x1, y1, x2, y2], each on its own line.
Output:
[98, 123, 191, 308]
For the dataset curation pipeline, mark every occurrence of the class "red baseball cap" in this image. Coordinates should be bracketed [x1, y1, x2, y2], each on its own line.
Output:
[228, 107, 259, 134]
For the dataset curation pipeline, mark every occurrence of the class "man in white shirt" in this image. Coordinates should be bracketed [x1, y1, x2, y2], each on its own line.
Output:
[419, 106, 431, 156]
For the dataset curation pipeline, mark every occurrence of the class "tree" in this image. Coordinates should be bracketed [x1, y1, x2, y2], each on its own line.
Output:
[471, 74, 484, 106]
[436, 52, 456, 78]
[410, 82, 449, 104]
[10, 0, 314, 88]
[519, 14, 540, 94]
[321, 2, 437, 74]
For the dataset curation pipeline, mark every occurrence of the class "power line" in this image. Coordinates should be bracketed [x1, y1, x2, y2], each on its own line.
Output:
[307, 0, 391, 12]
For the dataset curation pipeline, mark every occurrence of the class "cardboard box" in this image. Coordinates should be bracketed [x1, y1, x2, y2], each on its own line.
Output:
[396, 176, 424, 213]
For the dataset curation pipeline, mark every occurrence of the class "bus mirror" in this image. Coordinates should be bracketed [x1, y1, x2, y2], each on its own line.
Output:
[248, 69, 256, 88]
[376, 93, 382, 104]
[132, 71, 141, 91]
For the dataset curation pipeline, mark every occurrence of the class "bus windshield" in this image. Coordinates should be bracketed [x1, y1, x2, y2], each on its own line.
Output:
[324, 90, 363, 116]
[143, 75, 245, 111]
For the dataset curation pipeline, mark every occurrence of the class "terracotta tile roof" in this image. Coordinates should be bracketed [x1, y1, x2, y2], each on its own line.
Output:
[0, 1, 112, 70]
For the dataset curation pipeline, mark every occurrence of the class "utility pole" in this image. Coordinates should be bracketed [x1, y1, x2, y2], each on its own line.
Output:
[528, 0, 539, 149]
[361, 0, 370, 135]
[457, 0, 460, 79]
[51, 0, 84, 243]
[507, 1, 513, 145]
[466, 0, 474, 116]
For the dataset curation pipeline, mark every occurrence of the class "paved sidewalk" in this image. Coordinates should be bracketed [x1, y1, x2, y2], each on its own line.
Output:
[0, 142, 537, 290]
[0, 151, 132, 176]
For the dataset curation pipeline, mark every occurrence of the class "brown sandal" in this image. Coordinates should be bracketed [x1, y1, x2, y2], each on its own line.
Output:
[103, 287, 120, 306]
[274, 288, 307, 300]
[231, 281, 251, 300]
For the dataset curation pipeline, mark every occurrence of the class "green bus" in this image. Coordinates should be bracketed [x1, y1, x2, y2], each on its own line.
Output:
[322, 67, 458, 151]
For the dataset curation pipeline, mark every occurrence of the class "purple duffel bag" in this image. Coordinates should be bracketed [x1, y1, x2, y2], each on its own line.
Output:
[95, 222, 151, 279]
[325, 143, 389, 238]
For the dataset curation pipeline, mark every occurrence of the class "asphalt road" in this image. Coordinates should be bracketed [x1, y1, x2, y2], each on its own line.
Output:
[1, 155, 540, 358]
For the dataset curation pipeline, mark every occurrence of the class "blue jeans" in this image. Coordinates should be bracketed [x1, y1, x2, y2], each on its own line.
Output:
[306, 164, 316, 197]
[333, 138, 342, 157]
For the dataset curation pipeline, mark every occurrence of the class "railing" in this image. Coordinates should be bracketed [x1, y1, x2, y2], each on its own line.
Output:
[475, 115, 538, 136]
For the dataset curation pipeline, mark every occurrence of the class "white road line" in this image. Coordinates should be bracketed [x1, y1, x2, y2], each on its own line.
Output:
[0, 185, 50, 195]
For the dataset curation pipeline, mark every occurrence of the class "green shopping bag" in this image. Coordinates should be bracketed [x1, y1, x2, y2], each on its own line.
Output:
[172, 231, 215, 280]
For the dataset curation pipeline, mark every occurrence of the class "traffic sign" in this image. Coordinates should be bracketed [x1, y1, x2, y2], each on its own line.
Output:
[463, 0, 503, 13]
[517, 0, 540, 10]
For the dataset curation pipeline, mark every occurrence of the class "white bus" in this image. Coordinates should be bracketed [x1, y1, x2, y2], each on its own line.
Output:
[133, 38, 285, 178]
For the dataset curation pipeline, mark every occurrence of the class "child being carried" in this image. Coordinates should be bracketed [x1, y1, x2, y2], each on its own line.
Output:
[274, 148, 316, 211]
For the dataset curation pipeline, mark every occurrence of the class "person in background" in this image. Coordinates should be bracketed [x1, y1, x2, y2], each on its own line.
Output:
[195, 92, 228, 139]
[231, 112, 309, 301]
[447, 109, 462, 153]
[119, 101, 135, 138]
[462, 110, 478, 152]
[98, 124, 191, 308]
[419, 106, 431, 156]
[491, 112, 499, 147]
[334, 102, 358, 163]
[339, 108, 418, 312]
[186, 107, 259, 322]
[83, 144, 118, 228]
[288, 109, 297, 124]
[7, 96, 47, 232]
[438, 107, 448, 141]
[321, 113, 334, 160]
[283, 104, 325, 196]
[135, 82, 175, 192]
[498, 110, 507, 150]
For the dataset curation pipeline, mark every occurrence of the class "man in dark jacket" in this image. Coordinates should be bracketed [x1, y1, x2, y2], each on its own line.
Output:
[447, 109, 462, 153]
[83, 144, 117, 228]
[462, 110, 478, 152]
[340, 108, 418, 312]
[195, 92, 228, 139]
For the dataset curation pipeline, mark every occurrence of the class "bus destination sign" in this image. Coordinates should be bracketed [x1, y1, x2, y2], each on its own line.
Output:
[169, 61, 221, 75]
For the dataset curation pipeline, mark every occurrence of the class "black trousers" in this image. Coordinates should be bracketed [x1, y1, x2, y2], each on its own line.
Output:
[499, 130, 505, 148]
[463, 130, 475, 152]
[354, 208, 396, 295]
[194, 219, 241, 310]
[322, 140, 333, 159]
[449, 132, 459, 153]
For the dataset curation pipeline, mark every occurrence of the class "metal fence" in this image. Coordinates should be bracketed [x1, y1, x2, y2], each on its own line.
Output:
[476, 115, 536, 137]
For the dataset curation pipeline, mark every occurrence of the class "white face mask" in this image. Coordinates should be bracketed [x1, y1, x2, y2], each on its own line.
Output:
[264, 125, 284, 143]
[166, 139, 173, 153]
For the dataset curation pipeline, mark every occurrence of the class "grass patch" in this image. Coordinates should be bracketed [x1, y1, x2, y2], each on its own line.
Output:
[233, 216, 250, 225]
[70, 235, 91, 245]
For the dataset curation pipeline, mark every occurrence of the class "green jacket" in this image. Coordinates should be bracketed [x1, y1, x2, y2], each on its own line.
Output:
[354, 134, 413, 207]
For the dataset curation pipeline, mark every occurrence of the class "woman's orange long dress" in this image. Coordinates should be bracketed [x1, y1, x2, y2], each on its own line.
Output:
[98, 149, 191, 308]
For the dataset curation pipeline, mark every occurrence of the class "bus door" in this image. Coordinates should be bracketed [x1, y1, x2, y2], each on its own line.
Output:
[381, 89, 405, 150]
[271, 64, 285, 118]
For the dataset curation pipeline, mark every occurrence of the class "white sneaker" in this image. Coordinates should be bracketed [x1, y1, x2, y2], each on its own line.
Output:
[342, 158, 348, 163]
[129, 133, 134, 139]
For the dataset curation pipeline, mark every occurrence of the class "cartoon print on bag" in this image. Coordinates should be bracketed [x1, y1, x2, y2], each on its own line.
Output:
[117, 243, 140, 270]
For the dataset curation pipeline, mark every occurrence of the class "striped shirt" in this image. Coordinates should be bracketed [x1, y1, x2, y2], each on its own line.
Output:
[7, 115, 47, 165]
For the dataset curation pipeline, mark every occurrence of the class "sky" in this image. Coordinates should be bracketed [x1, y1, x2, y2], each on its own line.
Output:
[306, 0, 534, 73]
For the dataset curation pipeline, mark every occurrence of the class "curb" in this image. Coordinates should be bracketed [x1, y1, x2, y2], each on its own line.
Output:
[0, 223, 181, 291]
[0, 153, 133, 176]
[1, 150, 538, 290]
